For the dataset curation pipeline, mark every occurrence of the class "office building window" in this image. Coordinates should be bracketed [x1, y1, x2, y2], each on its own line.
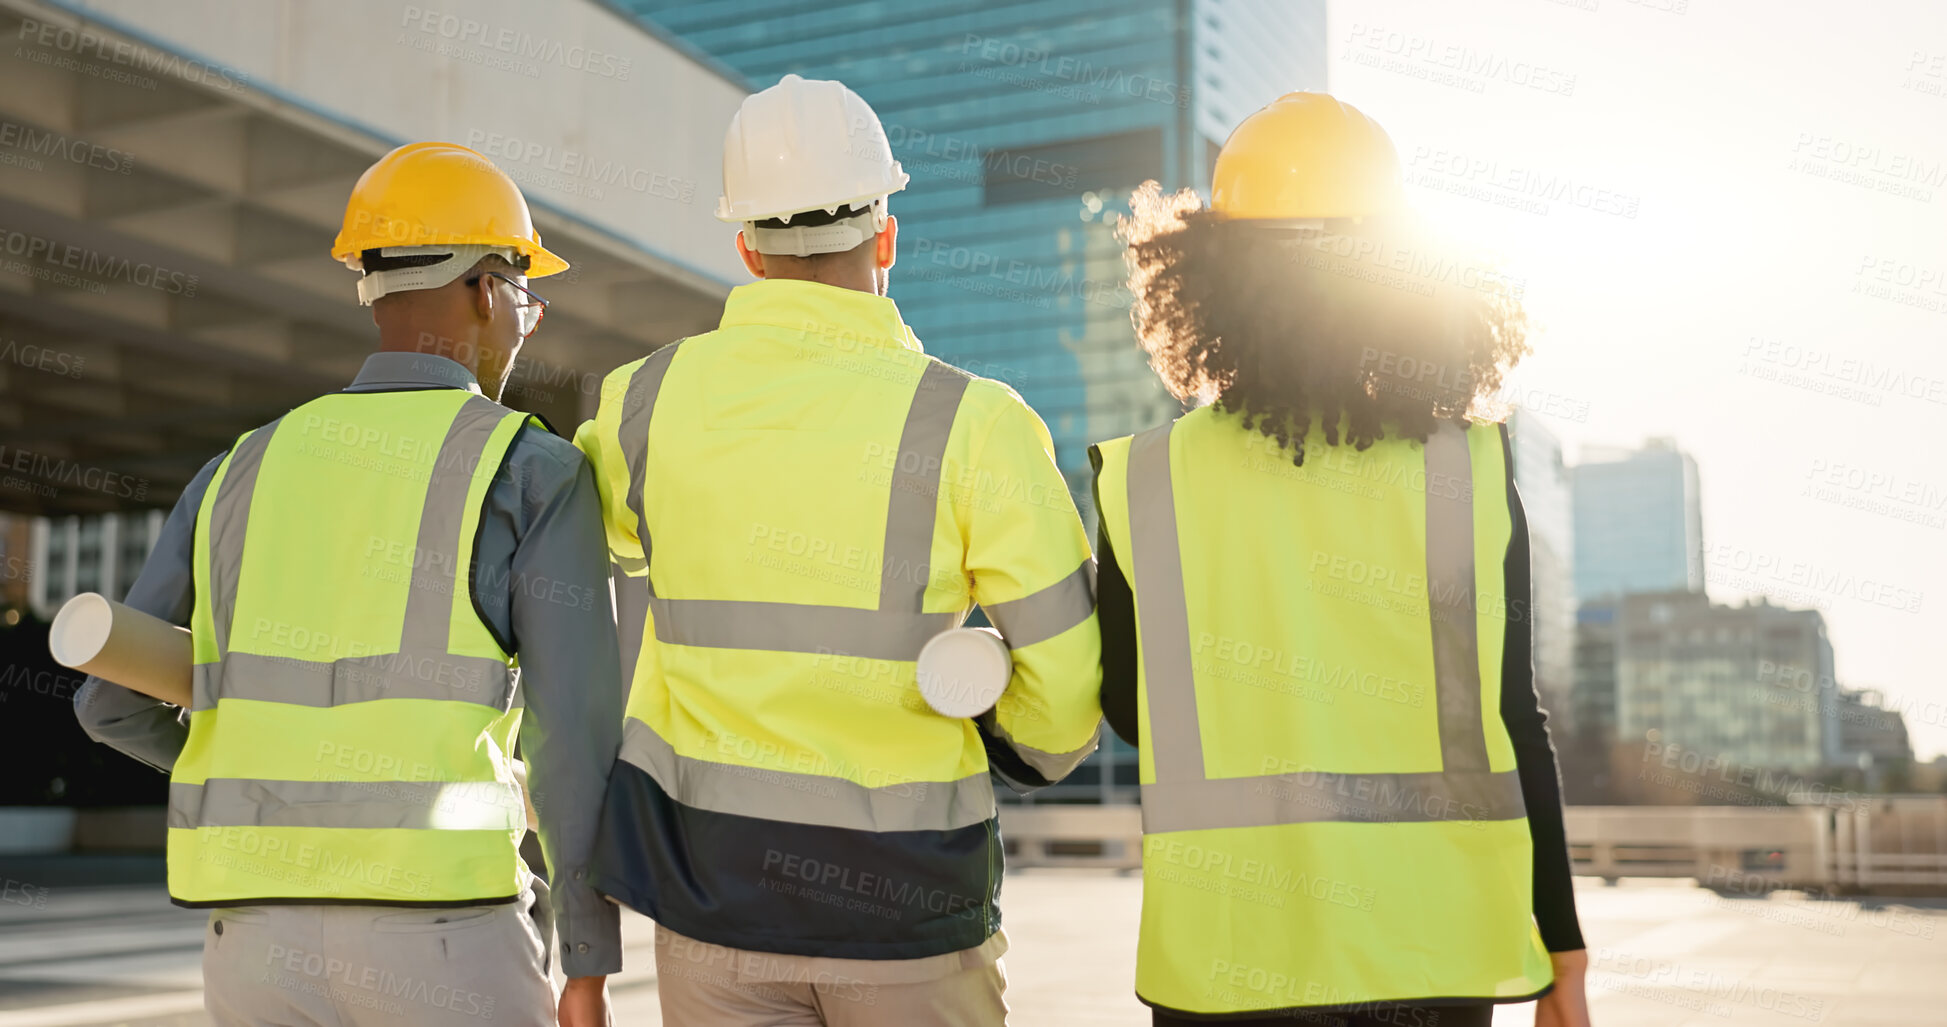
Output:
[982, 128, 1163, 207]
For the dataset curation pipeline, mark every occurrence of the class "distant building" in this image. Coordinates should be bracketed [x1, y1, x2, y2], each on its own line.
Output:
[26, 512, 165, 621]
[1565, 598, 1621, 801]
[1572, 439, 1704, 602]
[1836, 687, 1914, 769]
[1573, 598, 1620, 741]
[1509, 409, 1576, 730]
[1613, 591, 1838, 772]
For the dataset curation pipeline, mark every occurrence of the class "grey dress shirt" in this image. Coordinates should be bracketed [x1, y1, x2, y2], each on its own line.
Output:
[72, 351, 625, 978]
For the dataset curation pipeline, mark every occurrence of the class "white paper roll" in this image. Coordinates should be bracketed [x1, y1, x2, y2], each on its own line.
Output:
[49, 592, 193, 708]
[916, 626, 1011, 718]
[48, 593, 113, 667]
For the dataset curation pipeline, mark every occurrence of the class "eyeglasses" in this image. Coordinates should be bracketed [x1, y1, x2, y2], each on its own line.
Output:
[468, 270, 549, 338]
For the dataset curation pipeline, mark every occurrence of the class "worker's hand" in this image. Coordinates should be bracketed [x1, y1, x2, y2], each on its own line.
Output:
[557, 975, 611, 1027]
[1534, 949, 1593, 1027]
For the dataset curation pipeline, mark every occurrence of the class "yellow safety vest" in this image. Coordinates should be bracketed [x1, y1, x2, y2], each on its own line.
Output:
[168, 388, 535, 907]
[1093, 407, 1552, 1015]
[576, 279, 1101, 958]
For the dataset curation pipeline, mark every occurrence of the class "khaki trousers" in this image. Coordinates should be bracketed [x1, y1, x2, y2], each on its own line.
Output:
[200, 891, 554, 1027]
[654, 924, 1009, 1026]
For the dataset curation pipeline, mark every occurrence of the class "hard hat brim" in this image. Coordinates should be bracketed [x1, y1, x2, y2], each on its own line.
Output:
[713, 177, 909, 225]
[333, 241, 572, 280]
[525, 244, 569, 279]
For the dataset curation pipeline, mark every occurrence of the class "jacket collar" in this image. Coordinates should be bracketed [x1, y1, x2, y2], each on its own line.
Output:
[346, 352, 484, 394]
[718, 279, 924, 354]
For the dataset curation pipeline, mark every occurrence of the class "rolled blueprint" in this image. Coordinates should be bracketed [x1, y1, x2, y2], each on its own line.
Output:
[916, 626, 1012, 718]
[49, 592, 192, 708]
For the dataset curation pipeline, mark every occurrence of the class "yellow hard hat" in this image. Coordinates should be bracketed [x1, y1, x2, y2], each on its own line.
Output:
[331, 142, 568, 279]
[1210, 92, 1404, 221]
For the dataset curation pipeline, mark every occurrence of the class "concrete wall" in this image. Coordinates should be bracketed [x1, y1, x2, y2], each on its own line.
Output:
[38, 0, 749, 289]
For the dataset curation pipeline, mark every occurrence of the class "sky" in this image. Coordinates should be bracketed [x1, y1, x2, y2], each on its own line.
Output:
[1322, 0, 1947, 758]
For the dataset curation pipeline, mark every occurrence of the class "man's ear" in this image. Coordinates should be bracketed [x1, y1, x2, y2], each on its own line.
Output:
[875, 214, 898, 270]
[735, 231, 768, 279]
[469, 272, 496, 323]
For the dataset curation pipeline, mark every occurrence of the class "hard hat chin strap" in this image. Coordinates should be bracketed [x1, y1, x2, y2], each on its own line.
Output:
[348, 244, 520, 305]
[744, 201, 887, 257]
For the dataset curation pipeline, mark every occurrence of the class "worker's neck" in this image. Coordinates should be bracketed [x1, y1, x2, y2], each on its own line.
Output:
[764, 264, 883, 296]
[375, 323, 486, 384]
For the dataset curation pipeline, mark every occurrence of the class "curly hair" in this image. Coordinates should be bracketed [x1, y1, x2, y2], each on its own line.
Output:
[1117, 182, 1530, 465]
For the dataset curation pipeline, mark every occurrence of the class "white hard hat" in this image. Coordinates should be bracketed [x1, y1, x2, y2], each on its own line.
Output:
[717, 74, 910, 256]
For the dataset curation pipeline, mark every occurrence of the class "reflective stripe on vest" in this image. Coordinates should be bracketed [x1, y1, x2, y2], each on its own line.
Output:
[618, 718, 996, 832]
[168, 392, 530, 906]
[168, 778, 523, 832]
[620, 344, 983, 661]
[982, 560, 1095, 649]
[194, 398, 518, 711]
[1128, 420, 1525, 834]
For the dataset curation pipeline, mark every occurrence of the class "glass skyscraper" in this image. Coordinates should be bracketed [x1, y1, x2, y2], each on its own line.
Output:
[1509, 409, 1576, 731]
[1572, 439, 1705, 602]
[626, 1, 1329, 801]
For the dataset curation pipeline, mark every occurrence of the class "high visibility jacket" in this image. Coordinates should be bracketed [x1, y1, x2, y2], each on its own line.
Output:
[168, 389, 536, 907]
[576, 278, 1102, 959]
[1092, 407, 1552, 1016]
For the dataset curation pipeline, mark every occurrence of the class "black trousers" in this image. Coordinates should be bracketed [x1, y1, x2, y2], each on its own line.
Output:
[1154, 1005, 1493, 1027]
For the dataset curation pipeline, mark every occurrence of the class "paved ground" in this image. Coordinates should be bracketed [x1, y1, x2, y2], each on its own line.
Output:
[0, 866, 1942, 1026]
